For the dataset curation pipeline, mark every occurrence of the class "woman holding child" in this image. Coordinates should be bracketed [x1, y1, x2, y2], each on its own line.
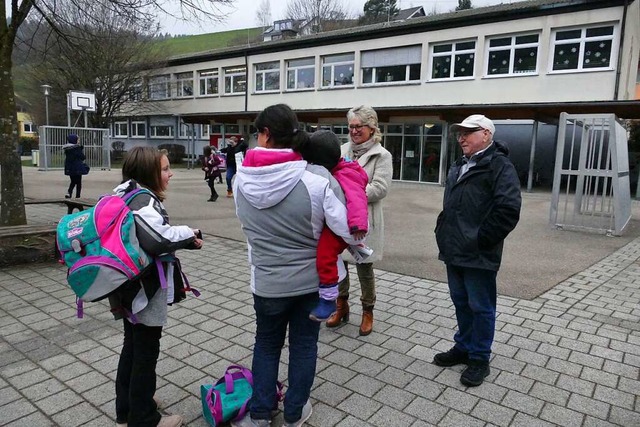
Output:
[326, 105, 393, 336]
[232, 104, 357, 427]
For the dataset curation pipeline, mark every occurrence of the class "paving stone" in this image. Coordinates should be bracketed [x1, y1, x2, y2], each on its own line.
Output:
[435, 387, 478, 413]
[336, 393, 382, 420]
[403, 396, 448, 425]
[437, 409, 484, 427]
[539, 403, 585, 427]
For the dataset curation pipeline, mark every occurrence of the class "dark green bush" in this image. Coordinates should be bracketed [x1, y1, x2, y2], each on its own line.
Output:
[158, 144, 186, 164]
[19, 137, 39, 155]
[111, 141, 125, 162]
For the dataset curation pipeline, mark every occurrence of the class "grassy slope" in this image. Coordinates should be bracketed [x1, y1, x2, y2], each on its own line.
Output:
[157, 27, 265, 56]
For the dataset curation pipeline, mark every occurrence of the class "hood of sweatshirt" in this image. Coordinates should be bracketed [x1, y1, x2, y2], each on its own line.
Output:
[235, 148, 307, 209]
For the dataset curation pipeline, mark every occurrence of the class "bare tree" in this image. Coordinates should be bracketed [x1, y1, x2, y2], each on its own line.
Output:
[285, 0, 350, 33]
[0, 0, 233, 226]
[255, 0, 272, 29]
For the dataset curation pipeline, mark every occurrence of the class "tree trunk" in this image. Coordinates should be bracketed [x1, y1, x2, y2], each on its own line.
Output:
[0, 37, 27, 226]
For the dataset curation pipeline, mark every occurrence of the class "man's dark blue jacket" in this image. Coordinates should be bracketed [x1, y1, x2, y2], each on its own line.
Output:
[435, 140, 521, 271]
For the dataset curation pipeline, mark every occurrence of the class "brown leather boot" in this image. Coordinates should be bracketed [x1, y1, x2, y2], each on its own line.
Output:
[359, 308, 373, 336]
[326, 296, 349, 327]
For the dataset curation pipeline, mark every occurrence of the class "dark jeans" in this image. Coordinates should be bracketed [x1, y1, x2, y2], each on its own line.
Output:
[250, 292, 319, 424]
[206, 178, 218, 198]
[115, 320, 162, 427]
[67, 175, 82, 198]
[226, 165, 236, 192]
[446, 265, 497, 362]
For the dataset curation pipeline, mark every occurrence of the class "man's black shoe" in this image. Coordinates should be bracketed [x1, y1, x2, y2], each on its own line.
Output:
[460, 359, 490, 387]
[433, 347, 469, 367]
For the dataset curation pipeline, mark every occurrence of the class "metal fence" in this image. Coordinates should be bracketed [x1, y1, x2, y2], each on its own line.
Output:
[549, 113, 631, 236]
[39, 126, 110, 171]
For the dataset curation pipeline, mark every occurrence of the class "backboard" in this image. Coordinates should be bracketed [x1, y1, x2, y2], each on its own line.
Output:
[68, 91, 96, 112]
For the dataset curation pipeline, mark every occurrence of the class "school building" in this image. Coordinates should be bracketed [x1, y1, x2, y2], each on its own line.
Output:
[111, 0, 640, 188]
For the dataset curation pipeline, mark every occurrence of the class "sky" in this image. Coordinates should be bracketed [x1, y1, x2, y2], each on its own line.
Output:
[160, 0, 524, 36]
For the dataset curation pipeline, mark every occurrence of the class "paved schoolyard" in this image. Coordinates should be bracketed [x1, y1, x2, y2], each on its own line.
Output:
[1, 210, 639, 425]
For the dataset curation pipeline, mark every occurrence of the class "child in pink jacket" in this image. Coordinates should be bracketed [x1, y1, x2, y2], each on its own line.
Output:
[300, 130, 371, 322]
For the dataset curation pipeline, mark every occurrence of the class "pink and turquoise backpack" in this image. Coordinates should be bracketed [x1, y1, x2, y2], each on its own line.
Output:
[56, 189, 154, 312]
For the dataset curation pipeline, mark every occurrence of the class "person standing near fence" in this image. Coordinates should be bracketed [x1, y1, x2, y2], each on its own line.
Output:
[63, 133, 88, 198]
[433, 114, 521, 387]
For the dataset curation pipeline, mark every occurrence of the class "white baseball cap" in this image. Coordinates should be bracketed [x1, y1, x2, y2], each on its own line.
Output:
[451, 114, 495, 135]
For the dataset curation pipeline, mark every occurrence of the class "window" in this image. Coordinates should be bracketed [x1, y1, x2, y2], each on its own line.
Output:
[321, 53, 354, 88]
[201, 124, 210, 138]
[487, 33, 539, 76]
[179, 123, 195, 138]
[148, 75, 170, 100]
[114, 122, 128, 137]
[176, 72, 194, 97]
[431, 41, 475, 79]
[361, 45, 421, 84]
[255, 61, 280, 92]
[287, 57, 315, 90]
[199, 69, 219, 96]
[131, 121, 146, 138]
[224, 66, 246, 94]
[150, 125, 174, 138]
[551, 25, 615, 72]
[23, 122, 34, 133]
[129, 80, 143, 101]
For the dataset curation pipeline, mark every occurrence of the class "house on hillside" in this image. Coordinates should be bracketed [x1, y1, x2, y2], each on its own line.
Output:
[111, 0, 640, 188]
[393, 6, 426, 21]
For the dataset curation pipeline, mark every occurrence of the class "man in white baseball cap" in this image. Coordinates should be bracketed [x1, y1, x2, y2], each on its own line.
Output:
[451, 114, 495, 135]
[433, 113, 521, 387]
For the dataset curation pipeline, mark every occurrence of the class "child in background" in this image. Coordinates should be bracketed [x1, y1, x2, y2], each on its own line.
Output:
[110, 147, 203, 427]
[202, 145, 222, 202]
[299, 130, 371, 322]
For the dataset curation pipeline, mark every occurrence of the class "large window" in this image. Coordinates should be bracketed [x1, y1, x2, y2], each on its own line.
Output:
[201, 124, 210, 139]
[175, 72, 194, 97]
[131, 121, 146, 138]
[551, 25, 615, 72]
[487, 33, 539, 76]
[255, 61, 280, 92]
[150, 125, 174, 138]
[199, 69, 219, 96]
[361, 45, 421, 84]
[321, 53, 354, 88]
[114, 122, 128, 137]
[431, 41, 476, 79]
[224, 66, 246, 94]
[286, 57, 315, 90]
[148, 75, 170, 100]
[129, 80, 143, 101]
[179, 123, 195, 138]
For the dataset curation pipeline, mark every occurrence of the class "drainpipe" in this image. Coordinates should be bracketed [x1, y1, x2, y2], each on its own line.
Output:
[613, 0, 629, 100]
[244, 51, 249, 112]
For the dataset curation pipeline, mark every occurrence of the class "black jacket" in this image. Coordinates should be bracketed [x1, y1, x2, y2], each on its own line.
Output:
[434, 140, 521, 271]
[220, 140, 248, 168]
[63, 144, 86, 176]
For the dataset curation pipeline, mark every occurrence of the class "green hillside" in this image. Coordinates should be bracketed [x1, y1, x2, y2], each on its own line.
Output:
[158, 27, 265, 56]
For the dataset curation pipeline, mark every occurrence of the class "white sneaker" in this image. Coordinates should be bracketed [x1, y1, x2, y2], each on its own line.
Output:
[283, 400, 312, 427]
[157, 415, 183, 427]
[231, 414, 270, 427]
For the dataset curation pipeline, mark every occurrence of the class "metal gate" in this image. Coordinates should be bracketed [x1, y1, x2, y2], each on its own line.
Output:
[549, 113, 631, 236]
[39, 126, 110, 171]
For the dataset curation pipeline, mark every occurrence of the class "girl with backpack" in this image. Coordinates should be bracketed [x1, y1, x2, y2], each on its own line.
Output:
[110, 147, 203, 427]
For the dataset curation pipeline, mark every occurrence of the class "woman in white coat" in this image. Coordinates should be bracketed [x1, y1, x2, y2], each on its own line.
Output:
[326, 105, 393, 336]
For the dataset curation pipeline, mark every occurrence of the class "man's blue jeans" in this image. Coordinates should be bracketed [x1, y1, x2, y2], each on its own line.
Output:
[226, 165, 236, 192]
[250, 292, 319, 424]
[446, 265, 497, 362]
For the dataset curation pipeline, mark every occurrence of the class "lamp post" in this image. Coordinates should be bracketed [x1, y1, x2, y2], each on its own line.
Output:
[41, 84, 51, 125]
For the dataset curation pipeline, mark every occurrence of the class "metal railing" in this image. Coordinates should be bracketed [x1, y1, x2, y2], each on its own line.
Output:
[549, 113, 631, 236]
[39, 126, 110, 171]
